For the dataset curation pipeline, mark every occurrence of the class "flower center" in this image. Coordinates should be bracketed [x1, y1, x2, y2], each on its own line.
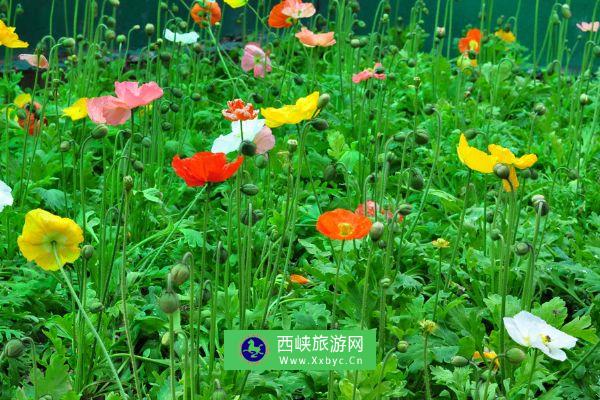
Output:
[469, 40, 478, 51]
[541, 334, 551, 345]
[337, 222, 354, 237]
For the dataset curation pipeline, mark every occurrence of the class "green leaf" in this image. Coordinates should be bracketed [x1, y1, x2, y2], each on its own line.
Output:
[327, 130, 348, 160]
[533, 297, 567, 327]
[561, 315, 598, 344]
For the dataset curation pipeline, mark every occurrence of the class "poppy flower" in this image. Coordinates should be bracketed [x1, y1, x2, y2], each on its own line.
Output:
[458, 28, 482, 54]
[114, 81, 164, 109]
[261, 92, 319, 128]
[18, 54, 49, 69]
[224, 0, 247, 8]
[172, 152, 244, 187]
[494, 29, 516, 43]
[87, 96, 131, 126]
[352, 63, 386, 84]
[164, 29, 199, 44]
[17, 209, 84, 271]
[504, 311, 577, 361]
[222, 99, 259, 122]
[457, 134, 537, 192]
[212, 118, 275, 155]
[241, 42, 272, 78]
[473, 349, 500, 369]
[18, 101, 46, 136]
[432, 238, 450, 249]
[355, 200, 402, 222]
[290, 274, 310, 284]
[0, 20, 28, 48]
[295, 27, 336, 47]
[0, 180, 13, 213]
[191, 1, 222, 27]
[316, 208, 372, 240]
[62, 98, 89, 121]
[576, 21, 599, 32]
[269, 0, 316, 29]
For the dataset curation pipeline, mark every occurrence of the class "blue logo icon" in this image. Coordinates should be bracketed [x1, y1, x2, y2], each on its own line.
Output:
[241, 336, 267, 362]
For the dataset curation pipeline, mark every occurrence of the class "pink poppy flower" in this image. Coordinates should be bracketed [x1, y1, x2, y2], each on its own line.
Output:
[87, 96, 132, 126]
[355, 200, 403, 222]
[352, 63, 386, 84]
[114, 81, 164, 109]
[295, 27, 336, 47]
[18, 54, 49, 69]
[254, 126, 276, 154]
[241, 43, 272, 78]
[281, 0, 316, 19]
[576, 21, 599, 32]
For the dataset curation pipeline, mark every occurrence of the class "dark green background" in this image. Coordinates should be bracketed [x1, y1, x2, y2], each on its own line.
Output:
[7, 0, 599, 65]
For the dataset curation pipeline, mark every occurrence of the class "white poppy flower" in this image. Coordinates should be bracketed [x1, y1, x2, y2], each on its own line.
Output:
[0, 180, 14, 212]
[164, 29, 199, 44]
[503, 311, 577, 361]
[212, 119, 266, 154]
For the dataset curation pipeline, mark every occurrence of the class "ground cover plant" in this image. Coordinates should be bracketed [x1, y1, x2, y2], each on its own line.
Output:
[0, 0, 599, 399]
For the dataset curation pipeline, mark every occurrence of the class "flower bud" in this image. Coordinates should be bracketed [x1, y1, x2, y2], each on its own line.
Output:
[379, 277, 391, 288]
[116, 34, 126, 44]
[506, 347, 526, 364]
[240, 140, 257, 157]
[567, 169, 579, 180]
[394, 132, 408, 142]
[159, 291, 180, 314]
[311, 118, 329, 131]
[160, 51, 172, 63]
[580, 93, 591, 106]
[423, 104, 435, 116]
[104, 30, 116, 42]
[493, 163, 510, 180]
[350, 38, 361, 48]
[170, 263, 190, 286]
[61, 37, 76, 48]
[435, 27, 446, 39]
[451, 356, 469, 367]
[123, 175, 134, 192]
[491, 228, 502, 241]
[254, 154, 268, 169]
[109, 0, 120, 6]
[293, 76, 304, 85]
[415, 129, 429, 145]
[317, 93, 331, 109]
[145, 23, 155, 36]
[82, 244, 94, 260]
[419, 319, 438, 334]
[4, 339, 25, 358]
[287, 139, 298, 153]
[370, 221, 385, 241]
[514, 242, 530, 256]
[89, 299, 104, 313]
[241, 183, 259, 196]
[594, 45, 600, 58]
[60, 140, 71, 152]
[91, 124, 108, 139]
[561, 4, 571, 19]
[397, 340, 409, 352]
[533, 103, 547, 116]
[410, 170, 424, 190]
[212, 380, 227, 400]
[398, 203, 412, 216]
[485, 210, 494, 224]
[241, 209, 264, 226]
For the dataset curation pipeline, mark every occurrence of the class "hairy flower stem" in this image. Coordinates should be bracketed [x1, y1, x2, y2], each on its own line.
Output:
[169, 313, 176, 400]
[445, 170, 472, 289]
[423, 332, 432, 400]
[432, 248, 444, 320]
[525, 350, 539, 399]
[53, 247, 127, 399]
[328, 240, 346, 400]
[522, 205, 543, 311]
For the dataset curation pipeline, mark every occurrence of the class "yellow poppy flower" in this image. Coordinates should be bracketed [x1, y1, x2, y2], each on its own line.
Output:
[224, 0, 247, 8]
[261, 92, 320, 128]
[457, 134, 537, 192]
[495, 29, 516, 43]
[62, 98, 89, 121]
[473, 349, 500, 369]
[432, 238, 450, 249]
[0, 20, 28, 48]
[14, 93, 32, 108]
[17, 209, 84, 271]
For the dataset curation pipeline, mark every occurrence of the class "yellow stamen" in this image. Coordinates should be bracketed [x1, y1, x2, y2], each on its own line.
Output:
[338, 222, 354, 237]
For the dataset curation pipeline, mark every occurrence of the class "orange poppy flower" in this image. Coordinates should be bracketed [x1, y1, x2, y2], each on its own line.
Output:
[191, 1, 222, 27]
[316, 209, 372, 240]
[290, 274, 310, 284]
[222, 99, 259, 122]
[269, 2, 292, 28]
[269, 0, 316, 29]
[458, 28, 482, 54]
[18, 101, 46, 136]
[172, 152, 243, 187]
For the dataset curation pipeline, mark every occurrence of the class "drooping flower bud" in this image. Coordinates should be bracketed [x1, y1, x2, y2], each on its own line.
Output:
[241, 184, 259, 196]
[370, 221, 385, 241]
[4, 339, 25, 358]
[317, 93, 331, 110]
[493, 163, 510, 180]
[506, 348, 526, 364]
[451, 356, 469, 367]
[397, 340, 409, 353]
[91, 124, 108, 139]
[82, 244, 95, 260]
[170, 263, 190, 286]
[514, 242, 531, 256]
[159, 291, 180, 314]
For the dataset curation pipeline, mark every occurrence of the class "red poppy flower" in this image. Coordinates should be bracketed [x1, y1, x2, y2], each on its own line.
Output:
[458, 28, 482, 54]
[172, 152, 243, 187]
[190, 1, 222, 27]
[290, 274, 310, 284]
[222, 99, 259, 122]
[18, 102, 46, 136]
[268, 1, 292, 29]
[316, 208, 372, 240]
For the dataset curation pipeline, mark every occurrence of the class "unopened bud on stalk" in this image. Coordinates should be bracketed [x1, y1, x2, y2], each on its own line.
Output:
[423, 104, 435, 116]
[116, 34, 126, 44]
[61, 37, 76, 48]
[145, 23, 155, 36]
[410, 170, 424, 190]
[594, 45, 600, 58]
[4, 339, 25, 358]
[123, 175, 134, 192]
[451, 356, 469, 367]
[350, 38, 361, 48]
[109, 0, 120, 6]
[82, 245, 95, 260]
[490, 228, 502, 241]
[91, 124, 108, 139]
[464, 128, 480, 140]
[561, 4, 571, 19]
[514, 242, 531, 256]
[436, 26, 446, 39]
[89, 300, 104, 313]
[104, 30, 116, 42]
[493, 163, 510, 180]
[579, 93, 591, 106]
[255, 154, 268, 169]
[379, 277, 391, 288]
[159, 290, 180, 314]
[485, 210, 494, 224]
[287, 139, 298, 153]
[60, 140, 71, 152]
[311, 118, 329, 131]
[567, 169, 579, 180]
[170, 263, 190, 286]
[370, 222, 385, 242]
[398, 203, 412, 216]
[506, 348, 526, 364]
[415, 129, 429, 145]
[212, 380, 227, 400]
[241, 183, 259, 196]
[531, 195, 549, 216]
[397, 340, 409, 352]
[317, 93, 331, 109]
[132, 160, 144, 173]
[533, 103, 547, 116]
